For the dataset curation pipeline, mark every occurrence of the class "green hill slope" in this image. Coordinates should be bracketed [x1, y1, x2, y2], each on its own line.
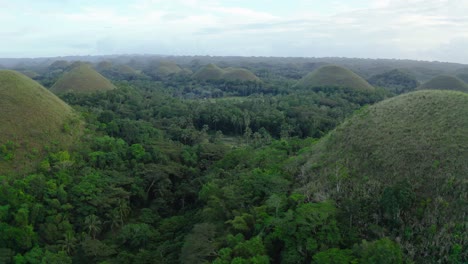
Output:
[50, 64, 116, 94]
[0, 70, 81, 174]
[296, 65, 375, 91]
[300, 90, 468, 262]
[368, 69, 419, 94]
[417, 74, 468, 92]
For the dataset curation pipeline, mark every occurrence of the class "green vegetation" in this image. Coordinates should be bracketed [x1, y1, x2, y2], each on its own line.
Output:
[368, 69, 419, 94]
[193, 64, 261, 82]
[300, 90, 468, 262]
[0, 56, 466, 264]
[417, 74, 468, 92]
[0, 70, 80, 174]
[296, 65, 375, 92]
[50, 64, 116, 94]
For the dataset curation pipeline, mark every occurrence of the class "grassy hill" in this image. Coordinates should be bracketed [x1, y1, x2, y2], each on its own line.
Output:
[96, 61, 140, 80]
[181, 68, 193, 76]
[96, 60, 113, 72]
[368, 69, 419, 94]
[20, 70, 40, 79]
[50, 64, 116, 94]
[193, 63, 225, 81]
[143, 60, 183, 79]
[453, 68, 468, 84]
[156, 61, 183, 76]
[193, 64, 261, 82]
[417, 74, 468, 92]
[296, 65, 375, 92]
[0, 70, 81, 174]
[223, 67, 261, 82]
[456, 72, 468, 83]
[115, 64, 139, 75]
[299, 90, 468, 262]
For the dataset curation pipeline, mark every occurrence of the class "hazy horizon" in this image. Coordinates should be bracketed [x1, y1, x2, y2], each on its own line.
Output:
[2, 0, 468, 64]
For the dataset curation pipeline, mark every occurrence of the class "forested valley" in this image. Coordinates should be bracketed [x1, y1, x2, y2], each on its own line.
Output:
[0, 56, 466, 264]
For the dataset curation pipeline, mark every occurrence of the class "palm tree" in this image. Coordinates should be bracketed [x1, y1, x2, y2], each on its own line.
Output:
[118, 199, 130, 226]
[84, 214, 102, 239]
[58, 231, 77, 255]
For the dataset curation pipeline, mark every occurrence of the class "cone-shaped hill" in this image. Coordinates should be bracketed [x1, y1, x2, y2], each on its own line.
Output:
[454, 68, 468, 83]
[96, 60, 113, 72]
[156, 61, 183, 76]
[20, 70, 40, 79]
[144, 61, 183, 78]
[417, 74, 468, 92]
[223, 67, 261, 82]
[296, 65, 374, 91]
[299, 90, 468, 261]
[180, 68, 193, 76]
[0, 70, 81, 174]
[115, 64, 139, 75]
[368, 69, 419, 94]
[95, 61, 140, 80]
[50, 64, 116, 94]
[193, 64, 261, 82]
[193, 64, 225, 81]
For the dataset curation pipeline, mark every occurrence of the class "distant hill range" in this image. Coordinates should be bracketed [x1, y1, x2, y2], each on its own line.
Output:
[1, 55, 467, 84]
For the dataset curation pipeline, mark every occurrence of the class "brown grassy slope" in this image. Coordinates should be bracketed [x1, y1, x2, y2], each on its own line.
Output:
[0, 70, 81, 174]
[192, 64, 225, 81]
[299, 90, 468, 261]
[222, 68, 261, 82]
[156, 61, 183, 76]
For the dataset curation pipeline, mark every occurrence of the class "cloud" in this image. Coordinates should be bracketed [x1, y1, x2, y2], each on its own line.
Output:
[0, 0, 467, 63]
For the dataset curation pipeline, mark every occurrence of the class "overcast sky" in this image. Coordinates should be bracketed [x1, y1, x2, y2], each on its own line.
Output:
[1, 0, 468, 63]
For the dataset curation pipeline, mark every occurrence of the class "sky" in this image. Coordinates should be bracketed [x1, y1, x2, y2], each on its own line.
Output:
[1, 0, 468, 63]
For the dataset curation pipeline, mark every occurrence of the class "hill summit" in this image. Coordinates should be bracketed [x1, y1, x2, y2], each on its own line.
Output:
[0, 70, 80, 174]
[417, 74, 468, 92]
[193, 64, 260, 82]
[156, 61, 183, 76]
[299, 90, 468, 261]
[295, 65, 374, 91]
[50, 64, 116, 94]
[144, 60, 183, 79]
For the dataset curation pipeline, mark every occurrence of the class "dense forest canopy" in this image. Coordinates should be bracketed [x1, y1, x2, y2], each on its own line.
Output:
[0, 55, 466, 264]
